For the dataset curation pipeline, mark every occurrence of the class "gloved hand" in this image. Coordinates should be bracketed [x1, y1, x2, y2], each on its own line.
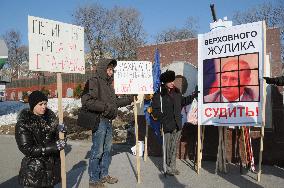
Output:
[56, 138, 67, 151]
[57, 124, 67, 133]
[103, 103, 118, 119]
[263, 77, 274, 84]
[192, 91, 198, 99]
[192, 86, 199, 98]
[44, 138, 67, 155]
[129, 94, 138, 102]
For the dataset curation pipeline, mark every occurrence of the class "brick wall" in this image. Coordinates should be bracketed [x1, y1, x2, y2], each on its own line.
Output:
[138, 38, 198, 67]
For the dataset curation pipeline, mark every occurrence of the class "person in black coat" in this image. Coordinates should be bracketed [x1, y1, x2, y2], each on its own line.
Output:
[15, 90, 66, 188]
[152, 70, 197, 176]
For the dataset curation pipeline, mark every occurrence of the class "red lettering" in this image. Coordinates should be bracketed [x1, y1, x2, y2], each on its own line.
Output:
[205, 108, 212, 117]
[237, 107, 245, 117]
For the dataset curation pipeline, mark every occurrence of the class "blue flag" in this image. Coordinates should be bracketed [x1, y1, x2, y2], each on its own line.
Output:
[144, 48, 162, 144]
[153, 49, 161, 93]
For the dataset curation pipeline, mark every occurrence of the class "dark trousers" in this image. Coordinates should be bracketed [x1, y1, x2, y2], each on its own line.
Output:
[164, 129, 181, 172]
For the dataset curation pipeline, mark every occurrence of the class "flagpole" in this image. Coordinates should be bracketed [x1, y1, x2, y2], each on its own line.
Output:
[160, 87, 167, 176]
[159, 85, 166, 176]
[152, 48, 165, 175]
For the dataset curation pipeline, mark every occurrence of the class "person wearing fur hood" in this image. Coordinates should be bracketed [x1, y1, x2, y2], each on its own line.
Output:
[152, 70, 197, 176]
[15, 90, 67, 188]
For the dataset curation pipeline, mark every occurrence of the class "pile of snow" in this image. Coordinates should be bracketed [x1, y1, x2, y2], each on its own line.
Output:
[118, 106, 132, 113]
[47, 98, 82, 115]
[0, 98, 82, 126]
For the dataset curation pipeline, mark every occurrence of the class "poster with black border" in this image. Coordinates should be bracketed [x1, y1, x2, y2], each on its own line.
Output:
[198, 21, 264, 126]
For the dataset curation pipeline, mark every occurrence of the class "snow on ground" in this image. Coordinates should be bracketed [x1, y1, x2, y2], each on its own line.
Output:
[0, 98, 132, 126]
[0, 98, 82, 126]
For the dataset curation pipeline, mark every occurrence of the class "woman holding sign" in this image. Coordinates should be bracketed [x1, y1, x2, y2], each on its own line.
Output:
[15, 90, 67, 188]
[152, 70, 197, 176]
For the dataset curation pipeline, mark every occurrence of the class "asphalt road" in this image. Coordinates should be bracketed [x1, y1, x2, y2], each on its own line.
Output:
[0, 135, 283, 188]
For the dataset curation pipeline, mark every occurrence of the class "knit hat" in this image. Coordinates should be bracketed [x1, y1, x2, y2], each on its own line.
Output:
[28, 90, 48, 111]
[160, 70, 175, 84]
[107, 59, 117, 68]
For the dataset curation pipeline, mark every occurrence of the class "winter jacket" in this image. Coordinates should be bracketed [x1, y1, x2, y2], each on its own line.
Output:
[15, 108, 61, 187]
[81, 59, 132, 120]
[152, 85, 195, 133]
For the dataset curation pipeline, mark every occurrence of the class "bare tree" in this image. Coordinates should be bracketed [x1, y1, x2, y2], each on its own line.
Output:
[185, 16, 199, 36]
[108, 6, 146, 60]
[155, 16, 199, 43]
[73, 4, 146, 62]
[72, 3, 113, 65]
[2, 30, 28, 79]
[233, 0, 284, 62]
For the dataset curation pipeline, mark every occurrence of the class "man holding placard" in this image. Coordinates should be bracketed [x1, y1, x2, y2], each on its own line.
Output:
[81, 59, 134, 188]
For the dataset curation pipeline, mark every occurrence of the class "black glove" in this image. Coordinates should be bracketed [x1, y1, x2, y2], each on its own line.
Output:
[57, 124, 67, 133]
[263, 77, 274, 84]
[192, 85, 199, 98]
[103, 103, 117, 119]
[192, 91, 198, 99]
[44, 138, 67, 155]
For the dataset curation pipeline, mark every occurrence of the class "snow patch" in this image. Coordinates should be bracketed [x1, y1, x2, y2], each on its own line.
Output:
[0, 98, 82, 126]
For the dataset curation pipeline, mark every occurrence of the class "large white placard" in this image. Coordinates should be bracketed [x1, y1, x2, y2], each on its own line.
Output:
[198, 21, 265, 126]
[28, 16, 85, 73]
[114, 61, 153, 94]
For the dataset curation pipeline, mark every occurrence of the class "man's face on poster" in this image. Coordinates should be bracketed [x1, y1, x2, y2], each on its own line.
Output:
[221, 60, 251, 101]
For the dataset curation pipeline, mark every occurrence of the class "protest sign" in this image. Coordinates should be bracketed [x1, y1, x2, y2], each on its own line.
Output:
[28, 16, 84, 73]
[198, 21, 265, 126]
[114, 61, 153, 94]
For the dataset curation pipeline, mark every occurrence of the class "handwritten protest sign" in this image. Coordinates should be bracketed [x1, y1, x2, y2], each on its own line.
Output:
[114, 61, 153, 94]
[28, 16, 84, 73]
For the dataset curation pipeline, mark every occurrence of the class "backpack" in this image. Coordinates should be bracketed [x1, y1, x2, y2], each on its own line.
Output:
[77, 78, 101, 130]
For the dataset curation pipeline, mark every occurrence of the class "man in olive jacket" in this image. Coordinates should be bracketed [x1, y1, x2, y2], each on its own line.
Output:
[82, 59, 133, 188]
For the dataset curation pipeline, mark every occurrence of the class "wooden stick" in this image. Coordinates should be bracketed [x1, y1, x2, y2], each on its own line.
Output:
[223, 127, 227, 173]
[57, 73, 66, 188]
[257, 125, 264, 181]
[198, 125, 205, 172]
[201, 126, 205, 161]
[241, 127, 248, 166]
[215, 127, 222, 173]
[134, 96, 141, 183]
[144, 123, 148, 162]
[197, 123, 201, 174]
[258, 21, 267, 182]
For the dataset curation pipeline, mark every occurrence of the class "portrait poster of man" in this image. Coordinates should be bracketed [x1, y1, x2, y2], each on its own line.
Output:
[198, 21, 265, 126]
[203, 53, 259, 103]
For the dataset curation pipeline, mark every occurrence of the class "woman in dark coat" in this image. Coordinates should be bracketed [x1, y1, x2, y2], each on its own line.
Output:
[152, 70, 197, 176]
[15, 90, 66, 188]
